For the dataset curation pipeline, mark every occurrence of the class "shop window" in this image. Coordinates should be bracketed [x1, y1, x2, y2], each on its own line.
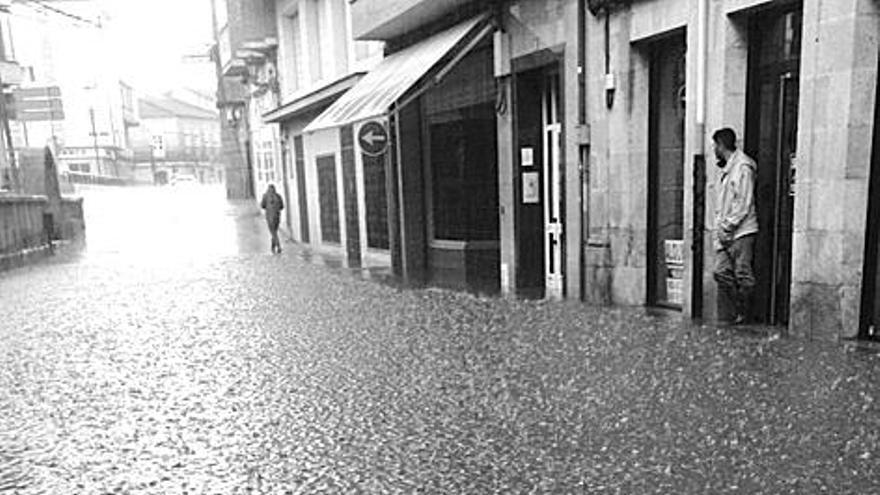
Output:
[363, 154, 388, 249]
[317, 154, 340, 243]
[424, 46, 498, 243]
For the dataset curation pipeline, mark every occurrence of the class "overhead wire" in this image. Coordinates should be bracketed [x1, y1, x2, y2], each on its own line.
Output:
[12, 0, 101, 28]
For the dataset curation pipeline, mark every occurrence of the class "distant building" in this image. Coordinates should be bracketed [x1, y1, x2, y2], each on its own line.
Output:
[4, 0, 138, 185]
[131, 95, 223, 185]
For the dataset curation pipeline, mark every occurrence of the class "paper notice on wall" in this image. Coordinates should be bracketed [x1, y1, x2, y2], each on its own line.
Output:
[665, 239, 685, 306]
[521, 147, 534, 167]
[523, 172, 539, 204]
[664, 239, 684, 266]
[666, 278, 684, 306]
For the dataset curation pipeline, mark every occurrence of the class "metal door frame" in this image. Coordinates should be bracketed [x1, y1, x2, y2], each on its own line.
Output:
[543, 72, 564, 299]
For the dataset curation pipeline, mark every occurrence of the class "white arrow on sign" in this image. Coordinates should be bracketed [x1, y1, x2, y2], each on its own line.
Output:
[361, 131, 386, 147]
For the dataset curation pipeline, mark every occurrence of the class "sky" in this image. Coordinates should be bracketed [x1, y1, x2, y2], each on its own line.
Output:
[100, 0, 217, 94]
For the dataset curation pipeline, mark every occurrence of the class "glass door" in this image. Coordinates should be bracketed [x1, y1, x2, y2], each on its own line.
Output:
[746, 7, 802, 325]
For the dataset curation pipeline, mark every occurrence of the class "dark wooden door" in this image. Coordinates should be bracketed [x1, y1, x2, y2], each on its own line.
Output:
[514, 67, 547, 298]
[294, 135, 310, 243]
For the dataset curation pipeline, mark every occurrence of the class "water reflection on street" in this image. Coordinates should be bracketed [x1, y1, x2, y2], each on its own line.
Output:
[0, 185, 878, 493]
[78, 184, 266, 265]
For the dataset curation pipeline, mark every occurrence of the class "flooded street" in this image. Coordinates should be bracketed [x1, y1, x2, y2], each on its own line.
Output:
[1, 186, 879, 494]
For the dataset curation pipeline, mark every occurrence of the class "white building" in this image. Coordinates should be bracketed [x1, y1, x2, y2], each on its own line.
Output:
[263, 0, 384, 265]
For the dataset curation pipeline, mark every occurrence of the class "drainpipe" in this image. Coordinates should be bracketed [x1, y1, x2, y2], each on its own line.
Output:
[691, 0, 709, 318]
[695, 0, 708, 152]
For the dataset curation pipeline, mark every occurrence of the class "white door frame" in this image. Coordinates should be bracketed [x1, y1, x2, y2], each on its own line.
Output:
[542, 74, 563, 299]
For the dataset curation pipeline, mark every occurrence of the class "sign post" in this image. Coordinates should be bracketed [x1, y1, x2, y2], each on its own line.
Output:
[357, 121, 388, 157]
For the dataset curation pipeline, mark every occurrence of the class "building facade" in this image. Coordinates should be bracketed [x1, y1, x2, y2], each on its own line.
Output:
[131, 95, 223, 185]
[211, 0, 278, 200]
[264, 0, 385, 265]
[328, 0, 879, 341]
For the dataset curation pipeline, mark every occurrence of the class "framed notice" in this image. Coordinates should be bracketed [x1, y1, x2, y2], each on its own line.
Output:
[664, 239, 684, 266]
[523, 172, 539, 204]
[521, 147, 534, 167]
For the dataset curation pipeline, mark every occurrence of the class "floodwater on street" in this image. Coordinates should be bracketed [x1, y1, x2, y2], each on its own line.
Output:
[1, 185, 879, 494]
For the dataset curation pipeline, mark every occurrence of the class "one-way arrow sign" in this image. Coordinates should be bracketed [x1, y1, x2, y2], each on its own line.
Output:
[358, 121, 388, 156]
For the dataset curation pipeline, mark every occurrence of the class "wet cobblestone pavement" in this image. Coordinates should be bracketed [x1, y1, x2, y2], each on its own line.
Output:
[1, 186, 879, 493]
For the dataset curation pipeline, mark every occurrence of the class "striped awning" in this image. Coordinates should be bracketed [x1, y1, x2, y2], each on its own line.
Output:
[303, 15, 491, 133]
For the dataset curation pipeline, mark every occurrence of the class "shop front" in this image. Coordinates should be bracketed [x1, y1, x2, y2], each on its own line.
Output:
[304, 14, 498, 291]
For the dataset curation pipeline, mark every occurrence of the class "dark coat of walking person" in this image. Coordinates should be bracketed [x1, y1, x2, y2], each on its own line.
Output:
[712, 127, 759, 325]
[261, 185, 284, 254]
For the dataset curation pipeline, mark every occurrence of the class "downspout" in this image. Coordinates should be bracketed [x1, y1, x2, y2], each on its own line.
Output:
[695, 0, 708, 152]
[691, 0, 709, 318]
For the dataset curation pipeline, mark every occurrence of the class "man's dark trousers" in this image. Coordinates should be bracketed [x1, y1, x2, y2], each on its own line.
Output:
[714, 234, 756, 323]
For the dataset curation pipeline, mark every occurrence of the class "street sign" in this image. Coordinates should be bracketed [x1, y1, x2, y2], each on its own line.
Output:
[12, 86, 64, 122]
[358, 120, 388, 156]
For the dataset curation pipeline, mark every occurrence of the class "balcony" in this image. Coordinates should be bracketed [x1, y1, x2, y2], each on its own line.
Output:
[351, 0, 475, 41]
[216, 0, 277, 77]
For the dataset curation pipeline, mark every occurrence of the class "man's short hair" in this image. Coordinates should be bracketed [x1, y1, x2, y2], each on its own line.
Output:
[713, 128, 737, 151]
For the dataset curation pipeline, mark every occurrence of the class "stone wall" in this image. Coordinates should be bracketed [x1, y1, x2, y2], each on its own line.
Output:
[0, 195, 50, 270]
[0, 193, 86, 271]
[789, 0, 880, 340]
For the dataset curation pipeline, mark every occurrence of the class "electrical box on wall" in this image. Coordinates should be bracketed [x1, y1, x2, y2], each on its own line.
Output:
[493, 31, 511, 78]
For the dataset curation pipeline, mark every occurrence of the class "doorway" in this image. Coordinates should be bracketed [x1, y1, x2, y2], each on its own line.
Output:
[745, 6, 802, 325]
[647, 32, 687, 309]
[515, 64, 563, 299]
[858, 53, 880, 340]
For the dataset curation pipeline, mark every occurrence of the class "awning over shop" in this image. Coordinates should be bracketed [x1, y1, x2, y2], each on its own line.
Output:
[263, 72, 365, 124]
[303, 14, 493, 133]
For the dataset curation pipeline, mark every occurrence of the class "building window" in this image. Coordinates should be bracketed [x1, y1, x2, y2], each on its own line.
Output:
[262, 140, 276, 183]
[306, 0, 324, 83]
[285, 12, 304, 93]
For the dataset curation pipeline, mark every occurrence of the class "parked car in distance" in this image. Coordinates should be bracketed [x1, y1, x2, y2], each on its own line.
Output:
[171, 174, 198, 186]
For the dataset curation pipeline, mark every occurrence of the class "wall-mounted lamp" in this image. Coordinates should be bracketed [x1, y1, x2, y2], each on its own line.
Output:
[589, 0, 629, 110]
[605, 72, 616, 110]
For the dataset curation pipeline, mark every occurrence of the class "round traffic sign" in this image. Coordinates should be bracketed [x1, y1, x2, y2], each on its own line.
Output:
[358, 121, 389, 156]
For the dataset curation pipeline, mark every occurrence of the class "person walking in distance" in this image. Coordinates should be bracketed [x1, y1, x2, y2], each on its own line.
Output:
[712, 128, 759, 325]
[261, 184, 284, 254]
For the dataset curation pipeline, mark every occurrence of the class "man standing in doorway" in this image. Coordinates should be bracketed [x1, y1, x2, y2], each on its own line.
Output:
[713, 128, 759, 325]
